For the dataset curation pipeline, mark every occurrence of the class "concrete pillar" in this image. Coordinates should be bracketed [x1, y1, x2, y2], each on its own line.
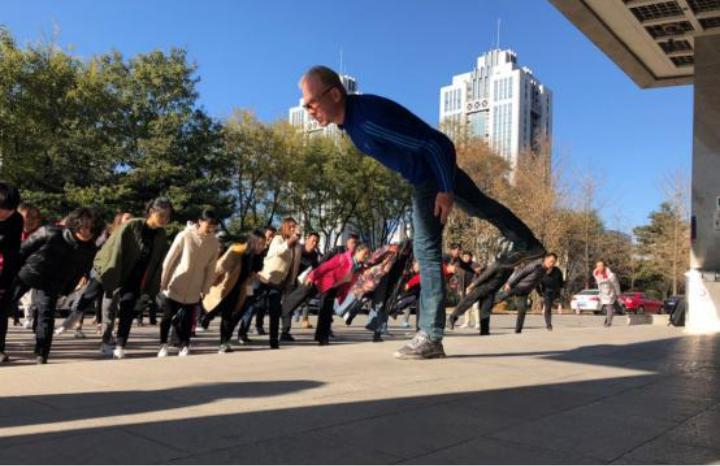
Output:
[687, 33, 720, 334]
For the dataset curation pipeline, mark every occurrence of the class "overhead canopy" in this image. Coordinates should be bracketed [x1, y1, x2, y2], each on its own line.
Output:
[550, 0, 720, 88]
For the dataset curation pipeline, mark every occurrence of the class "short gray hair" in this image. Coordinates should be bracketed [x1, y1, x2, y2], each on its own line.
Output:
[299, 65, 347, 97]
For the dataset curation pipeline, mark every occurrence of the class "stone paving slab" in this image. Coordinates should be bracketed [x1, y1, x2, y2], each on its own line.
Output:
[0, 314, 719, 464]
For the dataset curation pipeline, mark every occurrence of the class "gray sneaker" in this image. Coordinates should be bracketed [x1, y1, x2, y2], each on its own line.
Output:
[393, 331, 446, 360]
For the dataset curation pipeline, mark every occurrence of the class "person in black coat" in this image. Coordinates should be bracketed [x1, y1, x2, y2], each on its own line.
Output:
[0, 183, 23, 363]
[490, 253, 558, 334]
[537, 255, 564, 331]
[447, 260, 515, 335]
[448, 253, 558, 335]
[6, 208, 101, 364]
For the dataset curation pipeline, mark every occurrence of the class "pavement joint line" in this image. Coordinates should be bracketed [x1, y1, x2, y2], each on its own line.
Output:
[604, 401, 719, 464]
[480, 373, 676, 460]
[118, 425, 192, 456]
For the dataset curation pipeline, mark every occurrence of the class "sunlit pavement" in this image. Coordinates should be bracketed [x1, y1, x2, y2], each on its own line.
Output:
[1, 314, 718, 464]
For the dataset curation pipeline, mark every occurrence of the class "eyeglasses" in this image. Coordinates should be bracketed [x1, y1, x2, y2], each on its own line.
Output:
[302, 86, 335, 111]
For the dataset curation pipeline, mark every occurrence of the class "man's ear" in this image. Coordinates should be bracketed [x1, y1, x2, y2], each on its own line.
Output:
[331, 87, 343, 103]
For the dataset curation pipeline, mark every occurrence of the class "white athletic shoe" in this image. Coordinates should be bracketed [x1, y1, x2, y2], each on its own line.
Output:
[459, 323, 470, 329]
[0, 352, 9, 363]
[474, 324, 481, 330]
[196, 326, 206, 334]
[157, 344, 169, 358]
[54, 326, 66, 336]
[100, 343, 114, 356]
[218, 343, 233, 354]
[113, 346, 126, 359]
[178, 346, 190, 357]
[73, 330, 86, 339]
[23, 319, 33, 329]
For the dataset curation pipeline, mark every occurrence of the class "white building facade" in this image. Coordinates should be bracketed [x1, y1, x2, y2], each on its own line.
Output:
[439, 49, 553, 171]
[289, 74, 359, 137]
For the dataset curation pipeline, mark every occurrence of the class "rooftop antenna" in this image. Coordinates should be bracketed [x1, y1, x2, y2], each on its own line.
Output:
[496, 18, 501, 50]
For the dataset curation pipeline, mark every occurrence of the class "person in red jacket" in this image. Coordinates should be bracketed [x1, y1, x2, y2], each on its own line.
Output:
[305, 243, 370, 345]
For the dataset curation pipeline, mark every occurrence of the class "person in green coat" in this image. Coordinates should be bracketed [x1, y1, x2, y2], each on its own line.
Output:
[72, 197, 173, 359]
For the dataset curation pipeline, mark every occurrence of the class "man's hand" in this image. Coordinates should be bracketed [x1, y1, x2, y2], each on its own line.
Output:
[434, 192, 454, 225]
[503, 284, 511, 293]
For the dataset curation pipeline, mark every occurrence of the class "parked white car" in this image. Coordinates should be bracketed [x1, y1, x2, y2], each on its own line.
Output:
[570, 289, 602, 314]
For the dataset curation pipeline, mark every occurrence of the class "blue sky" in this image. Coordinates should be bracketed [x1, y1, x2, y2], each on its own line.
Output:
[4, 0, 693, 232]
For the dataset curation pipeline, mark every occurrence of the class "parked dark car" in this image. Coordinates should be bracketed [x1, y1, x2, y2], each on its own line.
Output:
[663, 295, 685, 314]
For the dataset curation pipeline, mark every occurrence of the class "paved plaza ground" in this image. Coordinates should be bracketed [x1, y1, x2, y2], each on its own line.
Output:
[1, 313, 719, 464]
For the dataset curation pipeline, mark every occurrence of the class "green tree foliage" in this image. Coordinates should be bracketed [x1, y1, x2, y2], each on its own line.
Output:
[0, 28, 233, 226]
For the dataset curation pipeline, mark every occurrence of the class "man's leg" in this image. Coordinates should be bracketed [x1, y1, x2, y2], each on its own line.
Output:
[394, 181, 446, 360]
[33, 290, 58, 362]
[0, 280, 30, 357]
[543, 293, 554, 330]
[115, 288, 140, 349]
[314, 288, 337, 344]
[454, 168, 544, 258]
[178, 303, 195, 348]
[412, 181, 445, 341]
[159, 296, 178, 345]
[514, 295, 529, 333]
[267, 288, 282, 348]
[101, 293, 118, 345]
[255, 305, 266, 334]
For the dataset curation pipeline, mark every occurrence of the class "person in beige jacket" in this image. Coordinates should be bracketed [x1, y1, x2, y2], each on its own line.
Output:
[199, 229, 267, 353]
[157, 209, 220, 357]
[238, 217, 303, 349]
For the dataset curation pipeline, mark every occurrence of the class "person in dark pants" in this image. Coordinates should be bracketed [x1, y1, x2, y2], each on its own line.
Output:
[6, 208, 101, 363]
[298, 66, 545, 359]
[157, 210, 220, 357]
[447, 260, 515, 335]
[482, 254, 558, 334]
[0, 183, 23, 363]
[237, 218, 302, 349]
[86, 197, 172, 359]
[253, 225, 276, 335]
[305, 244, 370, 345]
[296, 231, 322, 329]
[537, 254, 564, 331]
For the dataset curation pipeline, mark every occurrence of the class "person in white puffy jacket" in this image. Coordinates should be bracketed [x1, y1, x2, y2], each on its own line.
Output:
[593, 260, 622, 327]
[157, 209, 220, 357]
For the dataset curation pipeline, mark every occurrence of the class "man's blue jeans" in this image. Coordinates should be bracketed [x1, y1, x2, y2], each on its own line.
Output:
[413, 168, 542, 342]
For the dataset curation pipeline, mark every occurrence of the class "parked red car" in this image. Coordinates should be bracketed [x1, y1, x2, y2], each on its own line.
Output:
[618, 292, 664, 314]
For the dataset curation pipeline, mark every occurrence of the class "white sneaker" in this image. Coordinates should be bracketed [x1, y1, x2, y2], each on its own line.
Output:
[459, 323, 470, 329]
[113, 346, 126, 359]
[23, 319, 33, 329]
[178, 346, 190, 357]
[54, 326, 66, 336]
[196, 326, 206, 334]
[474, 324, 481, 330]
[218, 343, 233, 354]
[73, 330, 86, 339]
[157, 344, 169, 358]
[100, 343, 114, 356]
[0, 352, 9, 363]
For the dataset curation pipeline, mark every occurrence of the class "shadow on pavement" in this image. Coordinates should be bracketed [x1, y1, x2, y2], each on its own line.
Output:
[2, 336, 720, 463]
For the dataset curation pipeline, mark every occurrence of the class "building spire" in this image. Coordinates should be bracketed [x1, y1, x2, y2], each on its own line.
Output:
[496, 18, 501, 50]
[339, 47, 344, 75]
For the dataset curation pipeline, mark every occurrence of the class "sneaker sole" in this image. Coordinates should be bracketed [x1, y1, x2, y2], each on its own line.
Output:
[393, 351, 447, 360]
